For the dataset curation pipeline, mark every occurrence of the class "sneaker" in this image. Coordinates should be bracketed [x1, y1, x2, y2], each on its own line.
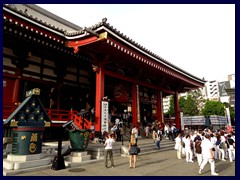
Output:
[199, 169, 202, 174]
[222, 159, 226, 161]
[211, 172, 219, 176]
[189, 160, 194, 163]
[111, 166, 115, 168]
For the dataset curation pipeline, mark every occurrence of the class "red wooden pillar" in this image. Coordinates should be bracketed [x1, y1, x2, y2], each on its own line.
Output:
[174, 92, 180, 130]
[12, 69, 21, 104]
[12, 78, 20, 104]
[95, 66, 104, 132]
[132, 83, 137, 127]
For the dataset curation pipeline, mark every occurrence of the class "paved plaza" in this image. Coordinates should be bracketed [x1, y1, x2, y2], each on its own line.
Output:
[13, 149, 235, 176]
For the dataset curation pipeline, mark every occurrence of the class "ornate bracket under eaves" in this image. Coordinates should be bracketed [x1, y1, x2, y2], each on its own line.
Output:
[66, 32, 108, 53]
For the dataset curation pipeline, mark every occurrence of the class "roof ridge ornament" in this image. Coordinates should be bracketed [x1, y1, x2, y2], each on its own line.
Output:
[102, 18, 107, 23]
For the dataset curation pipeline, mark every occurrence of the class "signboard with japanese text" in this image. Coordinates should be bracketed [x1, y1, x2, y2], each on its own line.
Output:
[101, 101, 109, 133]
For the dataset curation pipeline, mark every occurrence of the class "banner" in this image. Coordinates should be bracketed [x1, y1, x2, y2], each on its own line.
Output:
[226, 107, 231, 126]
[101, 101, 109, 133]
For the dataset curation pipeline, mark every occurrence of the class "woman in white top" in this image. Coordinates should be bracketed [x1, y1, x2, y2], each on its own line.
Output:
[185, 134, 194, 163]
[210, 133, 218, 159]
[174, 133, 183, 159]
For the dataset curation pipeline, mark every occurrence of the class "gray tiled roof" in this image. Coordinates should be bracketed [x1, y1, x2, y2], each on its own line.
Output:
[4, 4, 82, 32]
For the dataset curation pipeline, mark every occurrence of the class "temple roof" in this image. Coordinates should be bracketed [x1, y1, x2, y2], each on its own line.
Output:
[3, 4, 206, 86]
[3, 4, 82, 32]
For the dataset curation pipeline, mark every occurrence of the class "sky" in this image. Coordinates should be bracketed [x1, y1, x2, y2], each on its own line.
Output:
[37, 4, 235, 82]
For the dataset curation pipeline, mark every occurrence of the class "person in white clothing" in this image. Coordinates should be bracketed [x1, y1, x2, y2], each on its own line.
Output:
[210, 133, 218, 159]
[164, 124, 169, 139]
[131, 125, 139, 142]
[199, 134, 219, 176]
[192, 130, 198, 157]
[226, 134, 235, 162]
[182, 134, 186, 155]
[174, 133, 183, 159]
[219, 131, 227, 161]
[185, 134, 194, 163]
[104, 134, 115, 168]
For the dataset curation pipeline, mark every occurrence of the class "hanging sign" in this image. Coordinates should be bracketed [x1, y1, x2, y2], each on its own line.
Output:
[101, 101, 109, 133]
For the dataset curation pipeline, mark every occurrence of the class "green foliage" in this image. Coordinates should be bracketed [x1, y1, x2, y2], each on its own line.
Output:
[183, 95, 199, 116]
[201, 100, 225, 116]
[167, 96, 175, 116]
[167, 91, 201, 116]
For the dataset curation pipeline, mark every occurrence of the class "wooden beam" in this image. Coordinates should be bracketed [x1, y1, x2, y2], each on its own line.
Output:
[103, 69, 175, 95]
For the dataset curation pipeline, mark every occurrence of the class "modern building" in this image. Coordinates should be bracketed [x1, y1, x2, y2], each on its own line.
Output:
[162, 96, 171, 113]
[204, 80, 220, 101]
[219, 74, 235, 107]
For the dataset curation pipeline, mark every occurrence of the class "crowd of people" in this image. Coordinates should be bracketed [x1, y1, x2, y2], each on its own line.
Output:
[174, 128, 235, 176]
[103, 117, 235, 175]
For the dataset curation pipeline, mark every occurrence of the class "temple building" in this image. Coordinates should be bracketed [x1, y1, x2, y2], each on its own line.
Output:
[3, 4, 206, 138]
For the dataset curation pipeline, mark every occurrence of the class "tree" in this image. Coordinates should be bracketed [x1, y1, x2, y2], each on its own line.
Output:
[188, 89, 206, 112]
[167, 96, 175, 116]
[201, 100, 225, 116]
[183, 95, 199, 116]
[167, 93, 199, 116]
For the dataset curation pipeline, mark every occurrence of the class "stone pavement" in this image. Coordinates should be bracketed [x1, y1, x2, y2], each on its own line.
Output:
[13, 149, 235, 176]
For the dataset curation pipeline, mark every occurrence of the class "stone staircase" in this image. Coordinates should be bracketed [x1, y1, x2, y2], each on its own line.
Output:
[120, 138, 175, 157]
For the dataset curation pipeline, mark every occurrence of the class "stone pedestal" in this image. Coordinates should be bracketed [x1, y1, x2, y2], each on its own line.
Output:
[3, 153, 51, 170]
[67, 151, 91, 162]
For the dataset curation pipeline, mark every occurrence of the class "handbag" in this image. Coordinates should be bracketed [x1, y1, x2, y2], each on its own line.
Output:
[220, 142, 227, 149]
[137, 147, 140, 153]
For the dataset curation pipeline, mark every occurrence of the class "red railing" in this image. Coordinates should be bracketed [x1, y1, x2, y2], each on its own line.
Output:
[46, 109, 91, 129]
[46, 109, 76, 122]
[72, 114, 91, 130]
[3, 106, 91, 129]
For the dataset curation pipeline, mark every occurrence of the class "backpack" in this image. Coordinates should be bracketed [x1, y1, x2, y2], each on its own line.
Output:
[174, 128, 179, 133]
[156, 132, 162, 141]
[219, 142, 227, 149]
[182, 141, 185, 148]
[190, 140, 194, 149]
